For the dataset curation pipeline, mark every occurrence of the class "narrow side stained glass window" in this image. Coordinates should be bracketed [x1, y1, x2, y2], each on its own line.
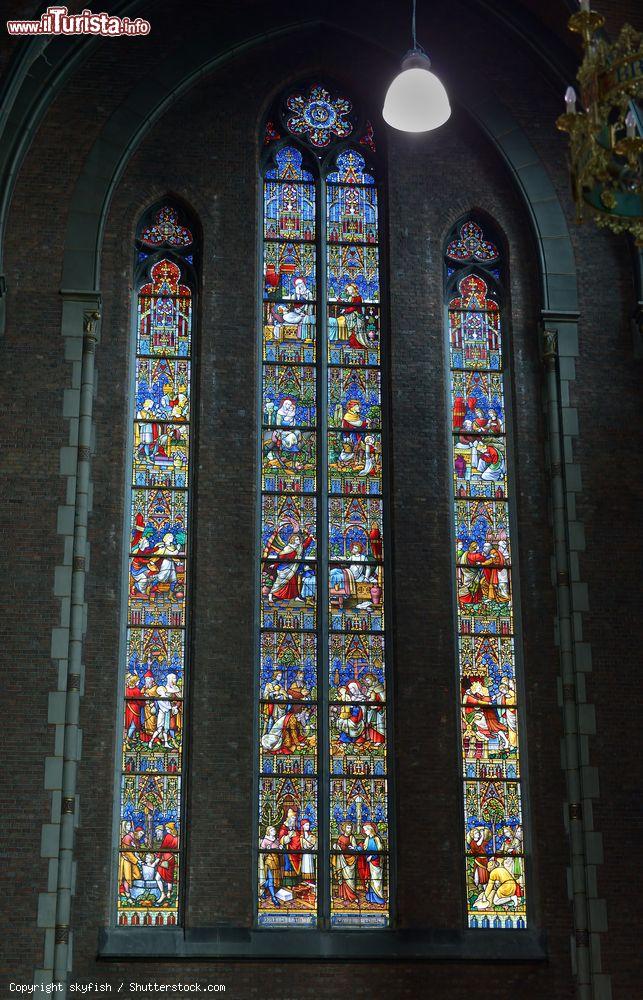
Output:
[446, 219, 527, 929]
[116, 205, 197, 926]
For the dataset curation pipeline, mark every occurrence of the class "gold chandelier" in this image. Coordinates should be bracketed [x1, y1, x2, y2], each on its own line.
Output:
[556, 4, 643, 245]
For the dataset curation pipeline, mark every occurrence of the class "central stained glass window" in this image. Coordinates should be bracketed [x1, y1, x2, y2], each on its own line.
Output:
[258, 85, 390, 928]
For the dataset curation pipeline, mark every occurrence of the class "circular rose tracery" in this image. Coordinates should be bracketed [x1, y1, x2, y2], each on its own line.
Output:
[286, 85, 353, 148]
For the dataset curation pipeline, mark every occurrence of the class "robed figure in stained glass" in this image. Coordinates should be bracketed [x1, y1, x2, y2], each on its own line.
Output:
[258, 92, 390, 927]
[264, 526, 314, 603]
[446, 218, 527, 929]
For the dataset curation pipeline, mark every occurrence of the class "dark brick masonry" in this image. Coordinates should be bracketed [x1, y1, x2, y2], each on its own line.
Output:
[1, 1, 641, 997]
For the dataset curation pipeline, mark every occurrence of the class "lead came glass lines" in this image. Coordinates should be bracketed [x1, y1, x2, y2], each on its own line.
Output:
[327, 150, 388, 926]
[259, 146, 319, 926]
[117, 207, 195, 925]
[446, 220, 527, 929]
[258, 88, 391, 928]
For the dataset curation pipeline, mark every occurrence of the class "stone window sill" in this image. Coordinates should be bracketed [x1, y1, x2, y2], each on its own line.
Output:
[98, 927, 546, 961]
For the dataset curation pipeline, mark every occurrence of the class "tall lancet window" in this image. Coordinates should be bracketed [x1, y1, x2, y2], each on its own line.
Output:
[115, 204, 198, 926]
[258, 86, 390, 928]
[446, 219, 527, 929]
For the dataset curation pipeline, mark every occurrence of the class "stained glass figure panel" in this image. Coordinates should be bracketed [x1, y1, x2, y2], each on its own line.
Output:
[118, 770, 181, 922]
[261, 430, 317, 493]
[258, 851, 318, 925]
[328, 496, 383, 560]
[133, 423, 190, 488]
[263, 241, 317, 301]
[329, 633, 386, 700]
[128, 555, 187, 627]
[117, 851, 181, 924]
[450, 371, 505, 433]
[460, 705, 520, 778]
[327, 245, 380, 303]
[330, 848, 389, 927]
[261, 495, 317, 560]
[458, 634, 517, 689]
[122, 689, 183, 767]
[328, 431, 382, 495]
[330, 701, 387, 775]
[329, 563, 384, 632]
[259, 703, 317, 776]
[260, 631, 318, 698]
[456, 563, 514, 634]
[328, 367, 381, 428]
[261, 558, 317, 630]
[328, 304, 380, 365]
[263, 301, 317, 364]
[258, 776, 318, 927]
[453, 435, 508, 498]
[135, 359, 191, 422]
[454, 500, 511, 561]
[465, 855, 526, 929]
[262, 364, 316, 426]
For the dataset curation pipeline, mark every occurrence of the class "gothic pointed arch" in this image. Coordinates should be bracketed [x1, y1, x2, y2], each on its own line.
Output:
[257, 82, 391, 928]
[446, 214, 528, 929]
[115, 198, 199, 926]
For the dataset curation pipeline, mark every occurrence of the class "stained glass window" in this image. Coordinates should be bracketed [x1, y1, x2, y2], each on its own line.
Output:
[326, 148, 388, 928]
[116, 204, 196, 926]
[446, 219, 527, 929]
[258, 86, 390, 928]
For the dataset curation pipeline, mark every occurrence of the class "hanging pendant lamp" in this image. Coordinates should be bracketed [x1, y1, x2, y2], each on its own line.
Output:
[382, 0, 451, 133]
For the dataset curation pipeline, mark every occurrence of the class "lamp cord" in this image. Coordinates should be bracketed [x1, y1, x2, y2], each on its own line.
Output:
[412, 0, 417, 50]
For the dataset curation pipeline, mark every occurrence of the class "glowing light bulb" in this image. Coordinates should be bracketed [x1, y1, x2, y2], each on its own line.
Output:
[382, 51, 451, 133]
[565, 86, 577, 113]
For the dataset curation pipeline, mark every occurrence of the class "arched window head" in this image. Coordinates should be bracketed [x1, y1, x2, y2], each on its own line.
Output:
[446, 216, 528, 930]
[258, 85, 391, 929]
[115, 201, 199, 927]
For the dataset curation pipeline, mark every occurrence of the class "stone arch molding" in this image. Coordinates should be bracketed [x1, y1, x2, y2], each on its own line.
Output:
[60, 25, 578, 312]
[38, 17, 607, 1000]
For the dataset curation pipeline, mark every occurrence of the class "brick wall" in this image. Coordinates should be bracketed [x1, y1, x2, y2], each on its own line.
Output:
[2, 2, 640, 997]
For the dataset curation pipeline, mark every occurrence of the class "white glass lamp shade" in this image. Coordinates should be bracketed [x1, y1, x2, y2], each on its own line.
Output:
[382, 51, 451, 133]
